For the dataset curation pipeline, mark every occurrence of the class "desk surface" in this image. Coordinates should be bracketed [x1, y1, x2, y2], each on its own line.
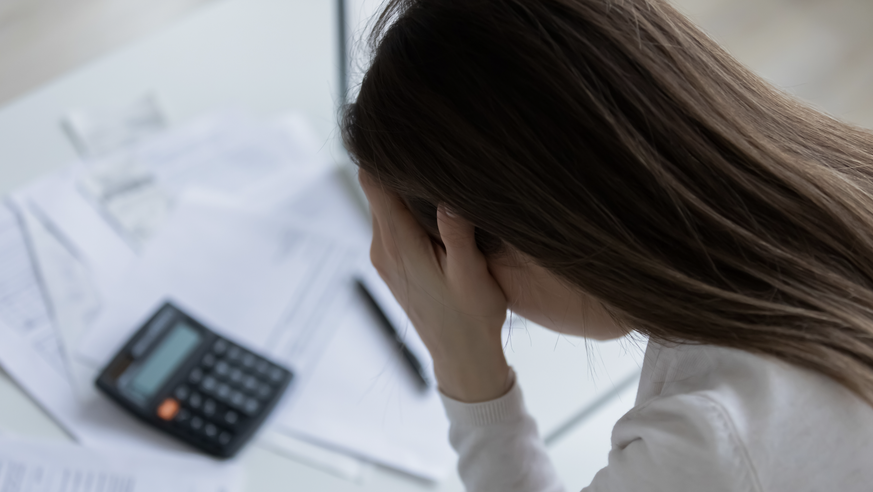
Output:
[0, 0, 341, 195]
[0, 1, 639, 489]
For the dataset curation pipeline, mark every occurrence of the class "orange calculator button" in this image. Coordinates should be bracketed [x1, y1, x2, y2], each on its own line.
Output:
[157, 398, 180, 421]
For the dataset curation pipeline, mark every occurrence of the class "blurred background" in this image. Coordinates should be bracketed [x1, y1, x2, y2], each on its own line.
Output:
[0, 0, 215, 106]
[1, 0, 871, 127]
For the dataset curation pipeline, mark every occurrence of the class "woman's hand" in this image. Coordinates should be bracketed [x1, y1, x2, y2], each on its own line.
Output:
[359, 173, 511, 403]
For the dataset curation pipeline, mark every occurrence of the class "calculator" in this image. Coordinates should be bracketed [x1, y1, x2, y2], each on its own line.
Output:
[96, 302, 293, 458]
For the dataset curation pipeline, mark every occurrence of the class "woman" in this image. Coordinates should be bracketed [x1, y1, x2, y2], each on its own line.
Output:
[343, 0, 873, 490]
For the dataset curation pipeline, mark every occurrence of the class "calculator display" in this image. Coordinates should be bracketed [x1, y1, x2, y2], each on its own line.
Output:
[127, 322, 202, 399]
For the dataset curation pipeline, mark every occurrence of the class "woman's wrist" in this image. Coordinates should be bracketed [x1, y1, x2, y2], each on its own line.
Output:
[433, 348, 513, 403]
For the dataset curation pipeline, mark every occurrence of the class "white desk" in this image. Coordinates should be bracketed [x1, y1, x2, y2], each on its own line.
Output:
[0, 0, 640, 489]
[0, 0, 340, 195]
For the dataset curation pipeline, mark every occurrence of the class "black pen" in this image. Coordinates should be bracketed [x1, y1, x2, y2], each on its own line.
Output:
[355, 280, 431, 389]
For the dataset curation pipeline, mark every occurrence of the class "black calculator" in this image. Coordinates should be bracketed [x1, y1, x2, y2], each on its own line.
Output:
[96, 302, 293, 458]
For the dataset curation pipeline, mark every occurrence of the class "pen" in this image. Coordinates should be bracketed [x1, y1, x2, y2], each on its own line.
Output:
[355, 280, 431, 389]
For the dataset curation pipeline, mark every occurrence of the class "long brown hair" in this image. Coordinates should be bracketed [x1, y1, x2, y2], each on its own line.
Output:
[342, 0, 873, 404]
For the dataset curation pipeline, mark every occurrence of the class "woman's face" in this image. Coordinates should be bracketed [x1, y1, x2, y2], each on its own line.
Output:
[486, 250, 629, 340]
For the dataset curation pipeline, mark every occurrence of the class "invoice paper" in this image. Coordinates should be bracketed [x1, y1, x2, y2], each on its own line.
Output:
[0, 435, 242, 492]
[0, 201, 219, 456]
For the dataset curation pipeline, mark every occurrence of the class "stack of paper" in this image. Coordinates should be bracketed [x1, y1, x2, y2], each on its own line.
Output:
[0, 110, 456, 482]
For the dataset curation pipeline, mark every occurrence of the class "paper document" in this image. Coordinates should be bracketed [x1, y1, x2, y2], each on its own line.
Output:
[62, 94, 168, 159]
[205, 168, 458, 478]
[277, 267, 455, 480]
[0, 202, 228, 457]
[76, 193, 365, 381]
[12, 201, 102, 398]
[17, 167, 139, 296]
[0, 204, 64, 377]
[74, 112, 325, 247]
[0, 435, 243, 492]
[1, 115, 376, 478]
[74, 180, 457, 480]
[17, 113, 328, 291]
[5, 110, 460, 480]
[205, 170, 458, 479]
[8, 192, 370, 481]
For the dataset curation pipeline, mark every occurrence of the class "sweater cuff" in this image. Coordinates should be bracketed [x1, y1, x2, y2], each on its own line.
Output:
[439, 369, 528, 426]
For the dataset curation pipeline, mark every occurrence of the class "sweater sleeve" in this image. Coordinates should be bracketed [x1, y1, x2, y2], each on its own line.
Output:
[439, 371, 566, 492]
[441, 375, 761, 492]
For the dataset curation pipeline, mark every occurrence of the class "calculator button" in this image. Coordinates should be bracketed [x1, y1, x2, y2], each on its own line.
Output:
[203, 399, 217, 417]
[268, 366, 284, 383]
[190, 416, 204, 431]
[217, 383, 232, 400]
[256, 383, 273, 400]
[229, 368, 244, 385]
[200, 376, 218, 394]
[242, 398, 260, 416]
[188, 368, 204, 384]
[242, 375, 259, 392]
[230, 390, 246, 407]
[241, 353, 256, 369]
[188, 392, 203, 409]
[218, 431, 233, 446]
[212, 339, 228, 355]
[204, 423, 218, 439]
[157, 398, 180, 421]
[226, 346, 241, 361]
[214, 361, 230, 378]
[223, 410, 239, 426]
[173, 385, 191, 401]
[201, 353, 216, 369]
[175, 408, 191, 425]
[255, 360, 269, 375]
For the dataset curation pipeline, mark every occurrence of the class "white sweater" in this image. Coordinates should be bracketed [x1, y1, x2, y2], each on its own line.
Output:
[440, 340, 873, 492]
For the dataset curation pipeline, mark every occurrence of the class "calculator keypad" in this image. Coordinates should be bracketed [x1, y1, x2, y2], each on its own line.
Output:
[164, 338, 290, 452]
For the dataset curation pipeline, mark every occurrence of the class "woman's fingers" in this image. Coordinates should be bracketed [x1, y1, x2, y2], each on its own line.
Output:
[359, 172, 431, 263]
[358, 175, 511, 402]
[436, 204, 486, 280]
